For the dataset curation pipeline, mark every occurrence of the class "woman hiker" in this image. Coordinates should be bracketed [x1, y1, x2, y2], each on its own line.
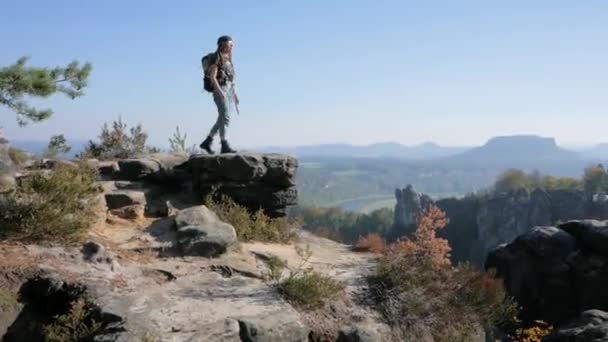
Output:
[200, 35, 240, 154]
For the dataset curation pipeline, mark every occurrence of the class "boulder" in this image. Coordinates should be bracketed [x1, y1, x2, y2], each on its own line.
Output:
[546, 310, 608, 342]
[559, 220, 608, 258]
[98, 161, 119, 178]
[485, 226, 579, 324]
[117, 158, 160, 180]
[175, 206, 237, 257]
[236, 313, 309, 342]
[105, 190, 147, 210]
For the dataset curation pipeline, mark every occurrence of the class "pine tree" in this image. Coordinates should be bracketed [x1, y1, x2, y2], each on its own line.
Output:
[0, 57, 92, 126]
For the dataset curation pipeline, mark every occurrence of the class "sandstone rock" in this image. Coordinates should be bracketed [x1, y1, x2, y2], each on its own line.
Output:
[546, 310, 608, 342]
[117, 158, 160, 180]
[237, 313, 309, 342]
[486, 226, 579, 324]
[98, 160, 119, 178]
[81, 241, 119, 271]
[0, 173, 15, 193]
[559, 220, 608, 257]
[117, 153, 189, 183]
[105, 190, 147, 210]
[110, 204, 145, 220]
[477, 189, 552, 258]
[175, 206, 237, 257]
[189, 153, 296, 185]
[393, 184, 433, 236]
[188, 153, 298, 218]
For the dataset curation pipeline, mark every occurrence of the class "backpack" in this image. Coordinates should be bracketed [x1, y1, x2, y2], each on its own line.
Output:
[201, 52, 216, 93]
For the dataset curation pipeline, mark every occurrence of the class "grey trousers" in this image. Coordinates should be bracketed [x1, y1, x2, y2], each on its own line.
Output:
[208, 82, 235, 140]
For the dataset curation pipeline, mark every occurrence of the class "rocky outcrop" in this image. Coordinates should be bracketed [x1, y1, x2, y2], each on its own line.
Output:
[486, 220, 608, 326]
[392, 185, 433, 237]
[0, 229, 386, 342]
[546, 310, 608, 342]
[188, 153, 298, 218]
[476, 188, 552, 259]
[393, 185, 608, 265]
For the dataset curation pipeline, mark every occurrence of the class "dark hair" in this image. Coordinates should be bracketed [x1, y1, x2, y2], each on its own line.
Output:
[217, 35, 233, 46]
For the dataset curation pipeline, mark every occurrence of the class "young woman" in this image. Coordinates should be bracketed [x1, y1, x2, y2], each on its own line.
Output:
[200, 35, 240, 154]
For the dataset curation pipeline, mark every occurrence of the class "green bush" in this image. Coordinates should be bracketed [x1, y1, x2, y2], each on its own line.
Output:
[0, 161, 99, 244]
[204, 191, 295, 243]
[81, 117, 159, 160]
[278, 271, 344, 311]
[274, 245, 344, 311]
[43, 299, 103, 342]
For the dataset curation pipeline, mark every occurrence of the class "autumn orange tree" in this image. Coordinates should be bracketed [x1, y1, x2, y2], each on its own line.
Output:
[371, 205, 517, 341]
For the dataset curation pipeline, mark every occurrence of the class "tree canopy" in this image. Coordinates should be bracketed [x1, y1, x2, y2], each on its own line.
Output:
[0, 57, 92, 126]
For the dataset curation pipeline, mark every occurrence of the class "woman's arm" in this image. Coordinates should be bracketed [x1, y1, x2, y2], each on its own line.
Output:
[208, 64, 224, 97]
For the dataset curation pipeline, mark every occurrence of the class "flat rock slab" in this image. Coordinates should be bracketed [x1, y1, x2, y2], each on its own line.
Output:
[117, 153, 189, 182]
[189, 153, 297, 187]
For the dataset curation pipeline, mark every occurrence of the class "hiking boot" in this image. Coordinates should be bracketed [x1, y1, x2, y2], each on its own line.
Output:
[221, 139, 237, 154]
[200, 136, 215, 154]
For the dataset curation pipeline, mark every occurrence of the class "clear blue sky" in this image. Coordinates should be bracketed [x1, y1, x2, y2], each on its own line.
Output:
[1, 0, 607, 148]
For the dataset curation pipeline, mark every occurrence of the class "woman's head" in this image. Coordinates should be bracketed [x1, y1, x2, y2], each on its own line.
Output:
[217, 35, 233, 53]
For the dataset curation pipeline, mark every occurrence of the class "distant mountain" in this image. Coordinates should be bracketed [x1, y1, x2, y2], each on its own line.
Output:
[579, 143, 608, 160]
[256, 141, 470, 159]
[445, 135, 582, 165]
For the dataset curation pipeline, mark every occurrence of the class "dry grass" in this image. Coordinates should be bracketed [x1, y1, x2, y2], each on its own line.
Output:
[353, 233, 386, 254]
[204, 191, 296, 243]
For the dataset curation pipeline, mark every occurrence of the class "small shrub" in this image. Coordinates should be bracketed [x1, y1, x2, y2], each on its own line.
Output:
[168, 125, 199, 155]
[0, 288, 17, 311]
[0, 161, 99, 244]
[204, 191, 295, 243]
[265, 255, 287, 282]
[354, 233, 386, 254]
[43, 298, 104, 342]
[81, 117, 159, 160]
[277, 245, 344, 310]
[8, 147, 29, 166]
[279, 271, 345, 310]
